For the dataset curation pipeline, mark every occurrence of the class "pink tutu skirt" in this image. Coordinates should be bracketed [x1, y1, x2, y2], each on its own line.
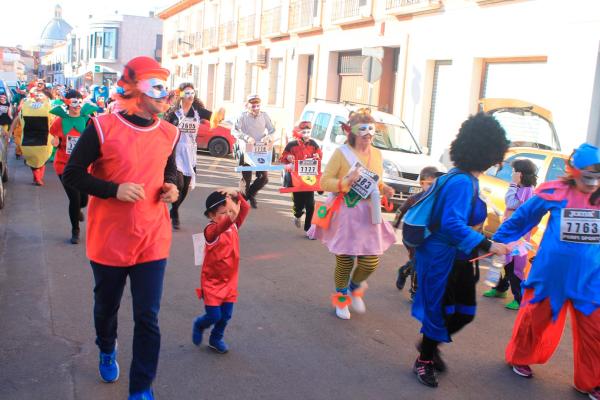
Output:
[314, 200, 396, 255]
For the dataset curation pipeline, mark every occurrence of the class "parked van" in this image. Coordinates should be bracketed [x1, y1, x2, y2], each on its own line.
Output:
[299, 100, 445, 206]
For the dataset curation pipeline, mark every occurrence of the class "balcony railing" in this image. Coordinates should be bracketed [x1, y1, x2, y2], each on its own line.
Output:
[331, 0, 370, 22]
[219, 21, 237, 46]
[261, 6, 283, 37]
[238, 14, 259, 42]
[193, 31, 203, 52]
[385, 0, 442, 15]
[289, 0, 321, 32]
[203, 27, 218, 49]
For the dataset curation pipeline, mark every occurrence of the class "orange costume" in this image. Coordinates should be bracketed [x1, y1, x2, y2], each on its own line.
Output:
[87, 113, 178, 266]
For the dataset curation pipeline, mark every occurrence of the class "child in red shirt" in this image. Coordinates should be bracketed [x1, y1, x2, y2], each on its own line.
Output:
[192, 188, 250, 353]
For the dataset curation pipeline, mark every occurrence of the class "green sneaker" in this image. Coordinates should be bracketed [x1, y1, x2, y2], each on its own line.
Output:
[505, 300, 520, 310]
[483, 288, 508, 298]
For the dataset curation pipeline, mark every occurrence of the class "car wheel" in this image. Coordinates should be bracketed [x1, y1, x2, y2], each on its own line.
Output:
[208, 137, 230, 157]
[0, 176, 5, 209]
[2, 164, 7, 183]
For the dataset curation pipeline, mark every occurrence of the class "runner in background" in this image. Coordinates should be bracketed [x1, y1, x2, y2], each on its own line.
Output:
[280, 120, 322, 235]
[233, 94, 276, 209]
[49, 90, 98, 244]
[164, 82, 211, 230]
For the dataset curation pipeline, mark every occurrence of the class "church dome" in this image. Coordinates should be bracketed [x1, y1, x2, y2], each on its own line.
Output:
[40, 4, 73, 48]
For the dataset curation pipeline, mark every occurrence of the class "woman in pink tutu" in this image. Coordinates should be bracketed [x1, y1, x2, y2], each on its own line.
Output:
[314, 108, 396, 320]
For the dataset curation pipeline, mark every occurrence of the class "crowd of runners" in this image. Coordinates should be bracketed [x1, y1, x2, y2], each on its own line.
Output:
[2, 56, 599, 400]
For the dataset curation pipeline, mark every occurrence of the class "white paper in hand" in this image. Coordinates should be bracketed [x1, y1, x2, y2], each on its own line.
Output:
[192, 233, 206, 266]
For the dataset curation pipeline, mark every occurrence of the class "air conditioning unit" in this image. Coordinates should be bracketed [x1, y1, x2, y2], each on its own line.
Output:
[249, 46, 268, 67]
[256, 46, 268, 67]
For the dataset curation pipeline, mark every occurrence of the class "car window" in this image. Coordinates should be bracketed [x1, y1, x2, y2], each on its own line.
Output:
[312, 112, 331, 141]
[301, 110, 315, 123]
[329, 115, 347, 143]
[545, 157, 566, 182]
[491, 153, 546, 183]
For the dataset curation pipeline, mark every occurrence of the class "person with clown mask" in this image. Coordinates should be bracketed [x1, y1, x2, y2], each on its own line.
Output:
[312, 108, 396, 321]
[63, 56, 180, 400]
[49, 90, 98, 244]
[233, 94, 275, 208]
[493, 143, 600, 399]
[279, 120, 322, 234]
[164, 82, 211, 229]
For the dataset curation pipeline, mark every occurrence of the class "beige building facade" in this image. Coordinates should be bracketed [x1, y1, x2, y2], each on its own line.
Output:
[159, 0, 600, 155]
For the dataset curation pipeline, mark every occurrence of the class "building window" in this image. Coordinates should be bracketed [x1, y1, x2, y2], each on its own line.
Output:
[268, 57, 284, 105]
[103, 29, 117, 59]
[244, 62, 254, 100]
[223, 63, 234, 101]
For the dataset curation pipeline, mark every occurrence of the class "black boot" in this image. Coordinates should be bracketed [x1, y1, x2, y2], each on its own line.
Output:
[70, 229, 80, 244]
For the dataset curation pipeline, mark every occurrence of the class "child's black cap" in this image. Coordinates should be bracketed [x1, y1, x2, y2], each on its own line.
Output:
[204, 191, 227, 216]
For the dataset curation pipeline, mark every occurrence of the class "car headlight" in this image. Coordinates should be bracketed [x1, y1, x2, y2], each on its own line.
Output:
[383, 159, 400, 178]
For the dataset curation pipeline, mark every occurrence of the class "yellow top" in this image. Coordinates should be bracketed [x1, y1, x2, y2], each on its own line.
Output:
[321, 146, 384, 193]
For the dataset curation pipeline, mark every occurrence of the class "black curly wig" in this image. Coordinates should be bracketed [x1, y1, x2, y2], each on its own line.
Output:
[450, 112, 509, 172]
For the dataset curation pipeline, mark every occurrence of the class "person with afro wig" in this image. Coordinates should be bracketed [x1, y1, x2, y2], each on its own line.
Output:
[411, 113, 510, 388]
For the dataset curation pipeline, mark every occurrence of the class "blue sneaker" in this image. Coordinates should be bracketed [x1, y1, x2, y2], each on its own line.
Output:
[208, 337, 229, 354]
[98, 348, 119, 383]
[192, 317, 205, 346]
[128, 388, 154, 400]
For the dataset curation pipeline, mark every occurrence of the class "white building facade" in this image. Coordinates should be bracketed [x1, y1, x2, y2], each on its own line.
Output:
[64, 13, 163, 89]
[159, 0, 600, 154]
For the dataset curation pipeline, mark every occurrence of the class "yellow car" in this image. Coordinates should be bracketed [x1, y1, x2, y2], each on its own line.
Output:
[478, 98, 571, 251]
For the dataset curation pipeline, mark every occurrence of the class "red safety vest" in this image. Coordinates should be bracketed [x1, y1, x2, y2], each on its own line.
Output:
[87, 113, 178, 266]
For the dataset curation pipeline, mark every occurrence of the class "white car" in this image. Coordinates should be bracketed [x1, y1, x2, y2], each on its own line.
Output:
[299, 101, 445, 206]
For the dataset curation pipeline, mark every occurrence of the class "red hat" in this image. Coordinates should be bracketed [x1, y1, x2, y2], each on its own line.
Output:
[293, 120, 312, 139]
[118, 56, 169, 85]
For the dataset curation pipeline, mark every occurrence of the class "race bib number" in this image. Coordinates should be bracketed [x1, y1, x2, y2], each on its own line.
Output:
[560, 208, 600, 244]
[66, 135, 79, 155]
[350, 162, 378, 199]
[298, 159, 319, 176]
[252, 143, 268, 153]
[0, 105, 8, 114]
[179, 119, 199, 138]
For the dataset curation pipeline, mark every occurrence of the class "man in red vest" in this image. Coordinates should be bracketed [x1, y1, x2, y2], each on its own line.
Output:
[63, 57, 179, 400]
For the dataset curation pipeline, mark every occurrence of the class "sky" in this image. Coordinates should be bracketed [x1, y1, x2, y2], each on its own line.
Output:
[1, 0, 175, 48]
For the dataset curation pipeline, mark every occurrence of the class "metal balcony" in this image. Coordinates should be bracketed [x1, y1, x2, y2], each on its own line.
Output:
[238, 14, 259, 43]
[289, 0, 322, 32]
[384, 0, 442, 15]
[261, 6, 285, 38]
[219, 21, 237, 46]
[193, 31, 203, 52]
[330, 0, 371, 24]
[203, 27, 218, 49]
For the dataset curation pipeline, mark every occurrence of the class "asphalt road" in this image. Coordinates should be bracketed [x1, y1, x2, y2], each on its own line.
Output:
[0, 149, 584, 400]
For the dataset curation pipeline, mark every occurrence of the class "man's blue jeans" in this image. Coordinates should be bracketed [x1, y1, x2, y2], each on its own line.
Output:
[91, 259, 166, 394]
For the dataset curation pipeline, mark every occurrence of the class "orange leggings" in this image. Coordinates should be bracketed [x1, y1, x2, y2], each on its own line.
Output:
[506, 289, 600, 391]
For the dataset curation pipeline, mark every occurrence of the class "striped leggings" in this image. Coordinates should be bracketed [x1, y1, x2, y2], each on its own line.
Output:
[334, 255, 380, 292]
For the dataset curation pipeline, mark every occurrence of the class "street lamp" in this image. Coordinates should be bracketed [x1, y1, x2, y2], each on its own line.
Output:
[176, 30, 192, 48]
